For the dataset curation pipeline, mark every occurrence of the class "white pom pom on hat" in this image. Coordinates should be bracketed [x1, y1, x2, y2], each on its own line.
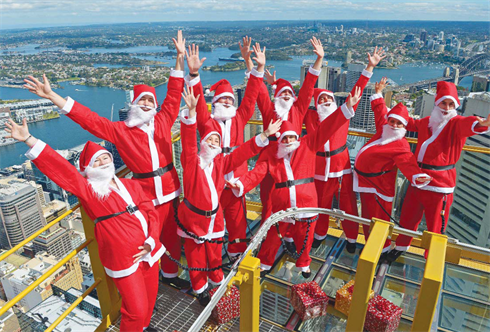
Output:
[272, 85, 277, 90]
[275, 132, 281, 138]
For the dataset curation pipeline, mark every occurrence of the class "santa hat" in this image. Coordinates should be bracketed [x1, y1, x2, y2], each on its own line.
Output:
[79, 141, 113, 175]
[435, 81, 460, 108]
[210, 79, 235, 104]
[272, 79, 296, 99]
[313, 88, 335, 108]
[201, 119, 222, 144]
[386, 103, 409, 126]
[275, 121, 299, 141]
[132, 84, 158, 108]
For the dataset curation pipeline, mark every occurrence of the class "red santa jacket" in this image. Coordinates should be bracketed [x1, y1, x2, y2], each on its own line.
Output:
[177, 115, 268, 242]
[353, 96, 428, 202]
[60, 71, 184, 206]
[25, 141, 164, 278]
[304, 69, 373, 181]
[233, 103, 356, 222]
[185, 69, 264, 180]
[256, 66, 321, 135]
[406, 109, 489, 194]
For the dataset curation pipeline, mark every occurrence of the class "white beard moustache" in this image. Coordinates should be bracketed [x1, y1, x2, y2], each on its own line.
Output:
[276, 141, 300, 159]
[379, 124, 407, 146]
[199, 141, 222, 169]
[428, 106, 457, 132]
[212, 103, 237, 122]
[274, 97, 294, 120]
[125, 104, 157, 128]
[85, 163, 115, 200]
[317, 102, 338, 122]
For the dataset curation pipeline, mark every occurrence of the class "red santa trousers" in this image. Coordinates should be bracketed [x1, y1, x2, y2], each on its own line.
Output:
[314, 174, 360, 242]
[155, 198, 182, 278]
[257, 219, 317, 272]
[259, 173, 275, 224]
[360, 193, 393, 252]
[183, 239, 224, 294]
[112, 262, 159, 332]
[221, 189, 248, 256]
[395, 186, 454, 250]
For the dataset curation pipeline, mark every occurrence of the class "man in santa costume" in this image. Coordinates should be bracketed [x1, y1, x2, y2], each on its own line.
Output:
[353, 78, 432, 254]
[5, 119, 164, 332]
[240, 37, 325, 225]
[23, 31, 190, 289]
[386, 81, 490, 262]
[178, 51, 280, 305]
[304, 47, 385, 253]
[180, 42, 265, 257]
[228, 87, 362, 278]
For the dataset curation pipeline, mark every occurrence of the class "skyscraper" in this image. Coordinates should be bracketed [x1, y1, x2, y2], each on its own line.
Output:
[346, 64, 366, 92]
[471, 75, 490, 92]
[349, 83, 376, 133]
[420, 30, 428, 43]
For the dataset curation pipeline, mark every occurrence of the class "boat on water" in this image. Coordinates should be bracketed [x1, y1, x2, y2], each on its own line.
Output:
[219, 57, 245, 62]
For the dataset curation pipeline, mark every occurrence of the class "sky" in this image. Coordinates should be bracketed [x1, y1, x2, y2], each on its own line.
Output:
[1, 0, 489, 30]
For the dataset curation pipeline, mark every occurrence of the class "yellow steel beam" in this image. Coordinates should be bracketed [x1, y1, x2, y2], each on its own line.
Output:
[44, 278, 102, 332]
[237, 252, 262, 332]
[346, 218, 392, 332]
[0, 239, 91, 316]
[411, 231, 447, 332]
[0, 203, 81, 263]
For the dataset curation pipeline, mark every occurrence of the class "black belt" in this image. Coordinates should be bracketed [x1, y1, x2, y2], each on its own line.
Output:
[94, 205, 139, 225]
[316, 144, 347, 158]
[418, 163, 455, 171]
[354, 167, 392, 178]
[275, 177, 314, 189]
[222, 146, 238, 154]
[269, 136, 278, 142]
[132, 163, 174, 179]
[183, 197, 219, 218]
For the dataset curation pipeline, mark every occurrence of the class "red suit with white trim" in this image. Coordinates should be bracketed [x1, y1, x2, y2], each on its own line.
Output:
[179, 109, 268, 294]
[304, 68, 373, 243]
[185, 69, 264, 256]
[395, 81, 489, 251]
[60, 71, 184, 278]
[232, 103, 356, 272]
[354, 96, 430, 252]
[25, 140, 164, 332]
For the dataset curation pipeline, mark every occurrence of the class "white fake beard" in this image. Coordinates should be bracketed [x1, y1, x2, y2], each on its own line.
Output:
[274, 97, 294, 120]
[317, 102, 338, 122]
[125, 104, 157, 128]
[276, 141, 300, 159]
[379, 124, 407, 146]
[85, 163, 116, 200]
[199, 141, 222, 169]
[212, 103, 237, 122]
[428, 106, 457, 132]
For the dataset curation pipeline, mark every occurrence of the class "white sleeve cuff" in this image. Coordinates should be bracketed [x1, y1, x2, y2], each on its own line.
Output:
[244, 70, 251, 79]
[362, 68, 373, 78]
[412, 173, 431, 188]
[60, 97, 74, 114]
[309, 66, 321, 76]
[370, 93, 383, 101]
[179, 109, 197, 125]
[170, 69, 184, 78]
[250, 67, 264, 78]
[231, 179, 244, 197]
[255, 134, 269, 147]
[25, 140, 47, 160]
[144, 236, 156, 252]
[471, 120, 490, 134]
[341, 103, 355, 119]
[184, 74, 200, 87]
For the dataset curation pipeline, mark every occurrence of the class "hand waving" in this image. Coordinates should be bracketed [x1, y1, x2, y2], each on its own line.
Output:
[375, 77, 389, 94]
[367, 46, 387, 68]
[185, 44, 206, 75]
[239, 36, 253, 61]
[252, 42, 266, 70]
[346, 86, 362, 109]
[310, 36, 324, 59]
[4, 118, 30, 142]
[265, 69, 276, 85]
[172, 30, 186, 56]
[24, 74, 53, 99]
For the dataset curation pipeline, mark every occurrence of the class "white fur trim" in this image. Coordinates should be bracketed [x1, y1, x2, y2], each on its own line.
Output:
[435, 95, 460, 108]
[370, 93, 383, 102]
[180, 109, 197, 125]
[194, 282, 209, 294]
[231, 179, 244, 197]
[471, 120, 490, 134]
[251, 67, 264, 78]
[209, 277, 225, 286]
[212, 92, 235, 104]
[160, 270, 179, 278]
[255, 134, 269, 147]
[362, 68, 373, 78]
[395, 245, 410, 252]
[341, 103, 355, 119]
[144, 236, 156, 252]
[244, 69, 251, 79]
[275, 86, 295, 98]
[411, 173, 431, 188]
[279, 130, 299, 142]
[145, 243, 166, 267]
[387, 114, 408, 126]
[87, 149, 113, 169]
[284, 237, 294, 243]
[133, 91, 158, 108]
[60, 97, 74, 114]
[297, 265, 311, 272]
[105, 262, 140, 278]
[316, 91, 335, 106]
[346, 238, 357, 244]
[314, 233, 327, 240]
[381, 246, 391, 253]
[414, 184, 455, 194]
[201, 131, 221, 143]
[308, 65, 321, 76]
[25, 140, 47, 160]
[184, 74, 200, 87]
[260, 264, 272, 271]
[152, 187, 181, 206]
[170, 69, 184, 78]
[417, 118, 451, 163]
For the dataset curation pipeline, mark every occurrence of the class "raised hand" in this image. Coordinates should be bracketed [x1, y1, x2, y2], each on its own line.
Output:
[132, 244, 151, 263]
[477, 114, 490, 127]
[24, 74, 53, 99]
[346, 86, 362, 109]
[182, 85, 199, 118]
[367, 46, 387, 69]
[172, 30, 186, 56]
[265, 119, 282, 137]
[375, 77, 389, 94]
[252, 42, 266, 71]
[239, 36, 253, 61]
[4, 118, 30, 142]
[310, 36, 324, 59]
[265, 69, 276, 85]
[185, 44, 206, 75]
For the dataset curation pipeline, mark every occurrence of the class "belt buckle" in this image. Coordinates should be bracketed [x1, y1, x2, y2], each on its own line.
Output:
[287, 180, 294, 187]
[126, 205, 137, 215]
[205, 210, 212, 218]
[156, 167, 164, 176]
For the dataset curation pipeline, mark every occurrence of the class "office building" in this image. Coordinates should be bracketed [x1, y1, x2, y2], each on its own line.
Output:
[346, 64, 365, 92]
[349, 83, 376, 132]
[471, 75, 490, 92]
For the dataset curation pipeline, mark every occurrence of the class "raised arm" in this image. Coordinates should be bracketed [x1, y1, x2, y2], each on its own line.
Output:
[239, 36, 255, 73]
[179, 86, 201, 167]
[24, 75, 117, 142]
[226, 149, 271, 197]
[455, 114, 490, 138]
[370, 77, 390, 132]
[185, 43, 209, 135]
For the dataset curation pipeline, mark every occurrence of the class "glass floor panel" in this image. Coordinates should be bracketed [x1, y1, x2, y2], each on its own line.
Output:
[380, 276, 420, 318]
[444, 263, 490, 303]
[259, 279, 294, 326]
[269, 256, 323, 284]
[320, 265, 356, 299]
[309, 235, 338, 260]
[439, 293, 490, 332]
[388, 253, 425, 284]
[334, 243, 363, 270]
[297, 305, 347, 332]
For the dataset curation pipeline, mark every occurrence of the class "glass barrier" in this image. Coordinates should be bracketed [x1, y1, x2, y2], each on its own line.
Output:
[439, 293, 490, 332]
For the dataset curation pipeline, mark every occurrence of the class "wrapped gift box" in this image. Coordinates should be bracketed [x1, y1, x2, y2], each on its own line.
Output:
[290, 281, 329, 321]
[334, 280, 374, 316]
[209, 285, 240, 324]
[365, 295, 403, 332]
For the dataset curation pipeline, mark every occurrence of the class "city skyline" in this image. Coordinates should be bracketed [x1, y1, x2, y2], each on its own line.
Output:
[1, 0, 489, 30]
